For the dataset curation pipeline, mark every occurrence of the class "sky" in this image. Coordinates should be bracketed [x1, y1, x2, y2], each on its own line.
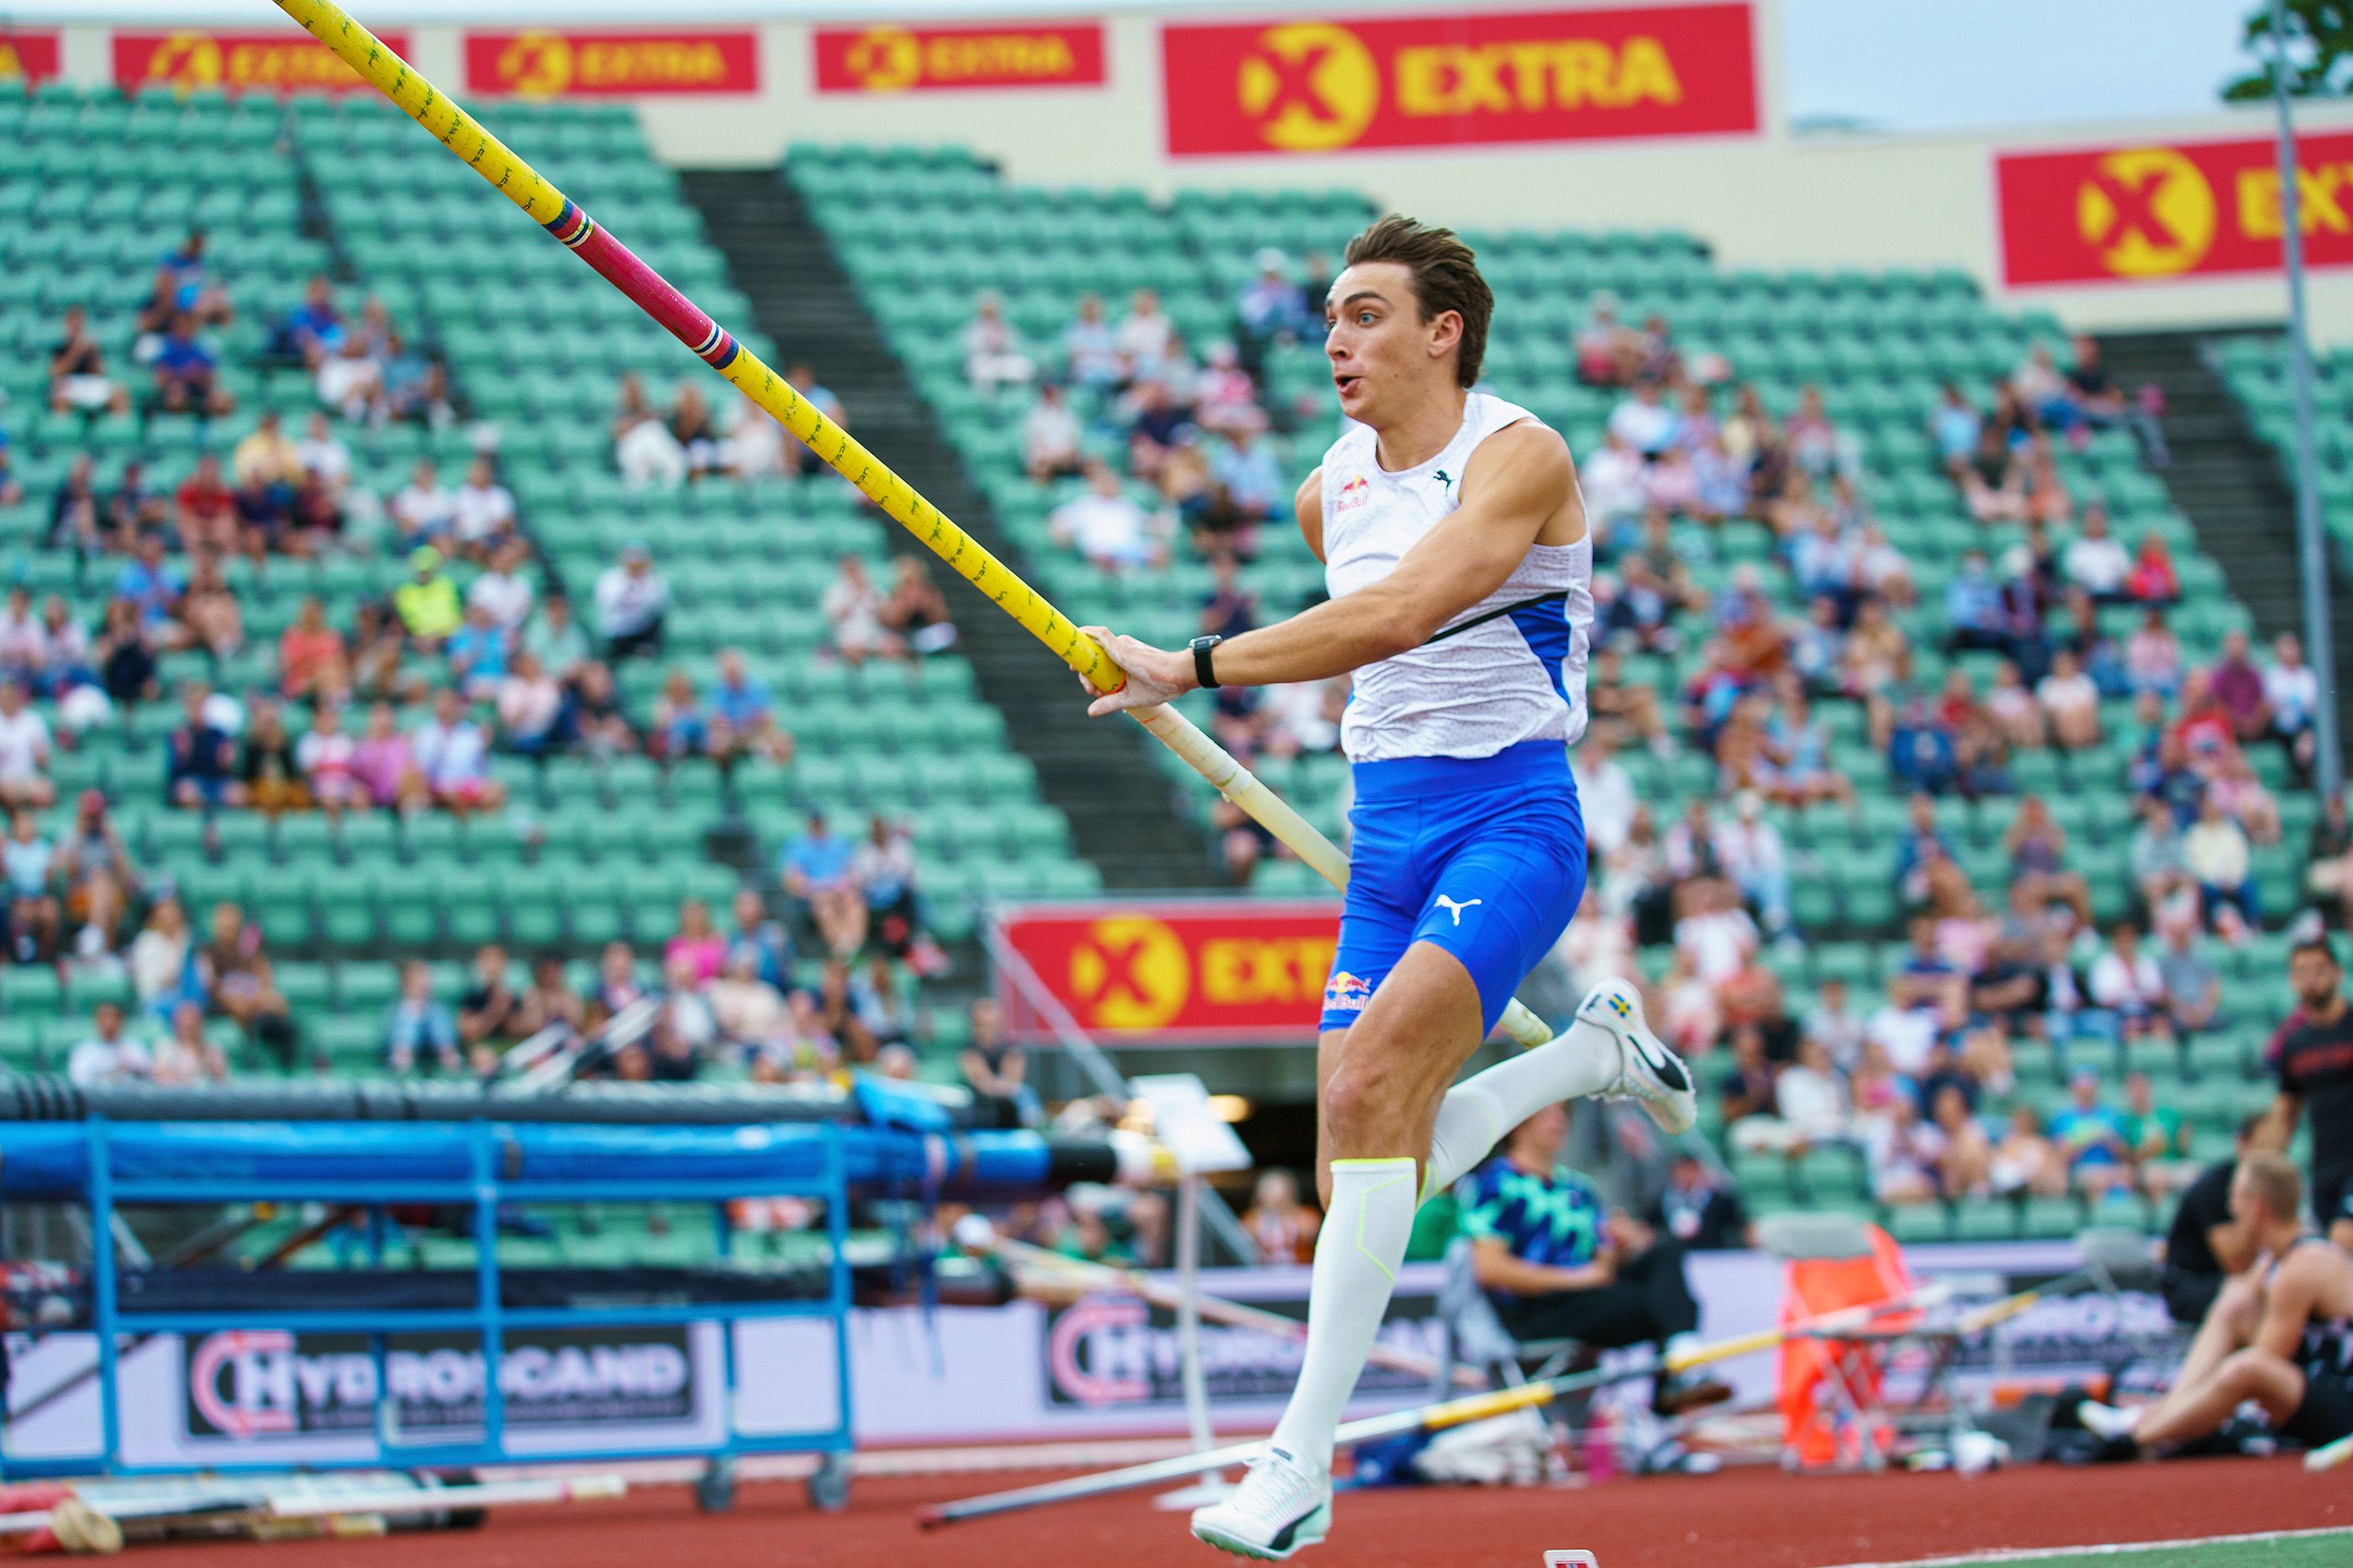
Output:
[1784, 0, 2272, 137]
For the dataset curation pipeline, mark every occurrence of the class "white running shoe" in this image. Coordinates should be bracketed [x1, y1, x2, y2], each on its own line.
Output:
[2075, 1399, 2139, 1444]
[1190, 1445, 1331, 1560]
[1577, 978, 1697, 1135]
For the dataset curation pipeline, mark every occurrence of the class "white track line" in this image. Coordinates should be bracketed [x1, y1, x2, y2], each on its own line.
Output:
[1822, 1523, 2353, 1568]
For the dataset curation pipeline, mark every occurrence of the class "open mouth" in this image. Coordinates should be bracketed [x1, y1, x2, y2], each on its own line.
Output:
[1333, 374, 1362, 399]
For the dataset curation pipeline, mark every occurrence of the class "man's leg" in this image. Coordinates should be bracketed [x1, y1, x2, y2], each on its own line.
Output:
[2124, 1276, 2260, 1441]
[1274, 941, 1487, 1471]
[2133, 1347, 2304, 1449]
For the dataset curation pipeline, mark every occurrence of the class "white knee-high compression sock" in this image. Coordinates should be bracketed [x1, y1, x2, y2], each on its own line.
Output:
[1420, 1014, 1622, 1201]
[1268, 1156, 1417, 1474]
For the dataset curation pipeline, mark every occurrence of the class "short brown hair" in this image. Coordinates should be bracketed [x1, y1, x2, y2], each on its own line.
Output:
[1343, 215, 1492, 389]
[2239, 1151, 2302, 1220]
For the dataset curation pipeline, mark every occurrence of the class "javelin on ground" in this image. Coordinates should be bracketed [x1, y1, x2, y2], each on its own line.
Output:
[270, 0, 1555, 1051]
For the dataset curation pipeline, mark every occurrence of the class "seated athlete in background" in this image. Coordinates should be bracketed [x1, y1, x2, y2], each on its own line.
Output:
[2080, 1153, 2353, 1455]
[1464, 1102, 1731, 1414]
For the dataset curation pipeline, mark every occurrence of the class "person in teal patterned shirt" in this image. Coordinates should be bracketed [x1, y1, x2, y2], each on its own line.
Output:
[1461, 1102, 1729, 1413]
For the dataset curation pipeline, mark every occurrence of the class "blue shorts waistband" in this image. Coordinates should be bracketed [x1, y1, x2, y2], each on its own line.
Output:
[1349, 739, 1569, 802]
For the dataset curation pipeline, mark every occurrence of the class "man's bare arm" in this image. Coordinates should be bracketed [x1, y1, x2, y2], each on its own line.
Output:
[1080, 424, 1571, 714]
[1470, 1234, 1612, 1296]
[2253, 1250, 2323, 1360]
[1296, 466, 1324, 564]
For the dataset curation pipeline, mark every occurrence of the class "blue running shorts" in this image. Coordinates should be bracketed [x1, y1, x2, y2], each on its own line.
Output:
[1318, 740, 1587, 1038]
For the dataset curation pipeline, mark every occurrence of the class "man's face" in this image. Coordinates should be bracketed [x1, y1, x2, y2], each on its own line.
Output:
[2292, 947, 2342, 1008]
[1513, 1102, 1569, 1166]
[1325, 261, 1452, 424]
[2228, 1169, 2270, 1228]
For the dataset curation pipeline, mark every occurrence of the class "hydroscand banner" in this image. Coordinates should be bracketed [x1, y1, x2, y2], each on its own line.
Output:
[992, 899, 1341, 1044]
[463, 30, 760, 97]
[1161, 3, 1759, 159]
[1995, 130, 2353, 286]
[813, 20, 1106, 94]
[112, 28, 413, 92]
[0, 31, 60, 84]
[124, 1323, 724, 1463]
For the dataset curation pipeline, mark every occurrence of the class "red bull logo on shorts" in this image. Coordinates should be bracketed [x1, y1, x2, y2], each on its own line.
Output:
[1323, 970, 1374, 1016]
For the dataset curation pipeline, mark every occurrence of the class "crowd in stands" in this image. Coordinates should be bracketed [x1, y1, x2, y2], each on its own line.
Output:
[8, 227, 962, 1098]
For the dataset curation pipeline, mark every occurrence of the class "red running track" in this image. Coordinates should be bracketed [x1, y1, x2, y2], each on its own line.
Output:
[127, 1455, 2351, 1568]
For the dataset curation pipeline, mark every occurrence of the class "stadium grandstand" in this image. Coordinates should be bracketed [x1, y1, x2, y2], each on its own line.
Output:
[4, 2, 2353, 1564]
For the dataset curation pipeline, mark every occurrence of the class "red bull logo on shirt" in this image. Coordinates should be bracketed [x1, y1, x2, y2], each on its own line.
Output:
[1334, 474, 1371, 513]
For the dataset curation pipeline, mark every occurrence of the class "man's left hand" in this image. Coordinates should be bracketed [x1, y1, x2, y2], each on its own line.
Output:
[1076, 627, 1194, 717]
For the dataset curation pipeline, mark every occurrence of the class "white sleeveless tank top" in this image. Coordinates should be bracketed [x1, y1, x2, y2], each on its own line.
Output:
[1319, 391, 1592, 764]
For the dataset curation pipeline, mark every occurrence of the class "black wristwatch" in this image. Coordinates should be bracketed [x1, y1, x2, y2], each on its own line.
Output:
[1188, 634, 1224, 690]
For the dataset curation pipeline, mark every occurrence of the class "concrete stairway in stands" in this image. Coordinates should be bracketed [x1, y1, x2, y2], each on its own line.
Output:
[2099, 327, 2353, 750]
[676, 169, 1223, 892]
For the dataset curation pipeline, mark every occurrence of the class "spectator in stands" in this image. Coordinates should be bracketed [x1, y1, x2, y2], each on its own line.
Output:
[612, 372, 686, 487]
[726, 888, 793, 989]
[1732, 1035, 1854, 1155]
[380, 334, 452, 429]
[2003, 794, 2093, 925]
[315, 334, 383, 423]
[152, 229, 230, 325]
[94, 600, 159, 713]
[1571, 729, 1637, 860]
[1240, 1168, 1320, 1265]
[1114, 287, 1176, 380]
[1647, 1154, 1753, 1252]
[199, 902, 297, 1071]
[2068, 334, 2168, 464]
[667, 382, 721, 480]
[458, 943, 531, 1063]
[1928, 1082, 1995, 1201]
[388, 457, 456, 548]
[394, 547, 462, 650]
[564, 661, 636, 757]
[1052, 460, 1166, 574]
[0, 595, 37, 691]
[2124, 608, 2183, 698]
[162, 681, 237, 811]
[54, 791, 132, 956]
[129, 897, 193, 1020]
[959, 995, 1040, 1130]
[46, 303, 126, 418]
[2035, 648, 2103, 752]
[2090, 920, 2168, 1042]
[852, 813, 933, 970]
[3, 808, 58, 963]
[1958, 425, 2026, 523]
[67, 1004, 150, 1087]
[780, 808, 864, 959]
[445, 603, 511, 700]
[664, 900, 727, 987]
[150, 1003, 226, 1086]
[2062, 503, 2131, 602]
[961, 290, 1032, 397]
[411, 687, 505, 819]
[2155, 918, 2221, 1046]
[166, 452, 235, 556]
[2126, 532, 2180, 606]
[524, 593, 592, 685]
[821, 555, 904, 666]
[782, 364, 847, 477]
[1021, 381, 1085, 482]
[1715, 791, 1792, 942]
[2200, 633, 2271, 761]
[1061, 292, 1123, 390]
[716, 389, 787, 481]
[468, 537, 536, 634]
[1574, 292, 1635, 386]
[1945, 550, 2008, 654]
[881, 555, 955, 656]
[495, 650, 565, 759]
[346, 602, 411, 702]
[1866, 1094, 1944, 1206]
[2183, 794, 2257, 934]
[385, 959, 461, 1076]
[708, 649, 792, 766]
[179, 557, 242, 663]
[271, 275, 344, 366]
[47, 455, 105, 560]
[2210, 750, 2282, 845]
[594, 544, 668, 662]
[297, 700, 362, 817]
[151, 312, 233, 417]
[709, 947, 787, 1052]
[449, 456, 516, 561]
[2260, 631, 2319, 776]
[2049, 1067, 2133, 1200]
[239, 697, 305, 818]
[1235, 247, 1310, 350]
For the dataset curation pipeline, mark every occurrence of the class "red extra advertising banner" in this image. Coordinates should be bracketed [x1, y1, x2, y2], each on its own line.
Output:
[465, 31, 759, 97]
[113, 28, 413, 93]
[994, 901, 1340, 1044]
[0, 31, 61, 85]
[1161, 3, 1756, 159]
[813, 20, 1106, 94]
[1997, 131, 2353, 287]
